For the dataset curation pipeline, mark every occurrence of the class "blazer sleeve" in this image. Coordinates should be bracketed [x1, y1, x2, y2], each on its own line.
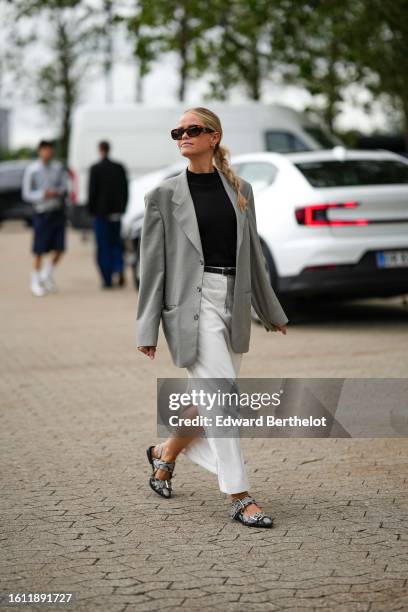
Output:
[247, 184, 289, 330]
[136, 193, 165, 347]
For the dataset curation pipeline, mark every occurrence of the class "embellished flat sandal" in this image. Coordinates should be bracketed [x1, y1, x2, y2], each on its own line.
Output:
[230, 495, 274, 528]
[146, 443, 176, 498]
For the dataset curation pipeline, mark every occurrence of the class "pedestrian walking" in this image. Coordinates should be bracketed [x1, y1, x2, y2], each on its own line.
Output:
[22, 140, 68, 297]
[137, 107, 289, 528]
[87, 141, 128, 289]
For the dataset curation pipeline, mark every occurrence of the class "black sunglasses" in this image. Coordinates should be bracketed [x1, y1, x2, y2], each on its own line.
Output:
[171, 124, 215, 140]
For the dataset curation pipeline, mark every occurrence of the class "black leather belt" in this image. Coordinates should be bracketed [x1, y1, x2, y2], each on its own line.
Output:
[204, 265, 236, 276]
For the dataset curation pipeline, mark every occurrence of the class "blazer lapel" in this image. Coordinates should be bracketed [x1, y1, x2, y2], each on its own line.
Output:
[171, 168, 203, 256]
[171, 167, 246, 260]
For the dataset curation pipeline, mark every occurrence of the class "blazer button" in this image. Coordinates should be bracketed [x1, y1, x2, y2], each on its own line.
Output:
[197, 286, 201, 292]
[194, 314, 199, 320]
[200, 259, 204, 265]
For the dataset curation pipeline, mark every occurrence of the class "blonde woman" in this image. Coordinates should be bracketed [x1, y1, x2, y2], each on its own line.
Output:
[137, 107, 288, 528]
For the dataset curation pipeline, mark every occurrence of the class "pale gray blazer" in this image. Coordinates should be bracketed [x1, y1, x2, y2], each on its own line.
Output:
[136, 167, 289, 368]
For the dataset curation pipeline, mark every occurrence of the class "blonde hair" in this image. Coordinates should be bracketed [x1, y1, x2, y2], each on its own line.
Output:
[183, 106, 248, 212]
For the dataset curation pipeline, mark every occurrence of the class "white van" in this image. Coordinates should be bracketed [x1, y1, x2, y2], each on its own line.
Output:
[67, 102, 339, 207]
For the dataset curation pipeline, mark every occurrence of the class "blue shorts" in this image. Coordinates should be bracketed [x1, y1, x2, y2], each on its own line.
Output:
[32, 209, 66, 255]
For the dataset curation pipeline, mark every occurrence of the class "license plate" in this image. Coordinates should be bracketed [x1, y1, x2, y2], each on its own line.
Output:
[376, 250, 408, 268]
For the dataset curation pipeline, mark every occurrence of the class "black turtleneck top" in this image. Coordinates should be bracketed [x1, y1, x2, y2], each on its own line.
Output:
[186, 166, 237, 267]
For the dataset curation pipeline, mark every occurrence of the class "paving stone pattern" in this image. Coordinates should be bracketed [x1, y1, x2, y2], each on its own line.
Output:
[0, 227, 407, 611]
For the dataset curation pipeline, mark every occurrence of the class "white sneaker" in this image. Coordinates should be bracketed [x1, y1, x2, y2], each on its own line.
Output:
[40, 273, 57, 293]
[30, 273, 46, 297]
[40, 266, 57, 293]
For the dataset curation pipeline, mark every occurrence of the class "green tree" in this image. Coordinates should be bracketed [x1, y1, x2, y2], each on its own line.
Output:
[124, 0, 222, 101]
[7, 0, 113, 159]
[270, 0, 363, 134]
[351, 0, 408, 148]
[197, 0, 282, 101]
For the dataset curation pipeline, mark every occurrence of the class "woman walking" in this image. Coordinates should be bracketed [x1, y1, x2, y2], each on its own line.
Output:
[137, 107, 289, 528]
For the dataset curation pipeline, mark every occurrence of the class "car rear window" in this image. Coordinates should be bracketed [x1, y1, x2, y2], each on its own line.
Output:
[294, 159, 408, 187]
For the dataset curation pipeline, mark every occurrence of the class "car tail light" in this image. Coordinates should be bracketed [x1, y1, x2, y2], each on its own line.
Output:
[294, 201, 368, 226]
[68, 167, 78, 205]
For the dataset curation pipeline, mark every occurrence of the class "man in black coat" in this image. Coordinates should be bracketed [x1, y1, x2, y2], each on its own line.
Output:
[87, 141, 129, 288]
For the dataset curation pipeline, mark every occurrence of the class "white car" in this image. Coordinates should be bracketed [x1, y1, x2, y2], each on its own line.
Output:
[125, 147, 408, 305]
[233, 147, 408, 303]
[121, 161, 185, 241]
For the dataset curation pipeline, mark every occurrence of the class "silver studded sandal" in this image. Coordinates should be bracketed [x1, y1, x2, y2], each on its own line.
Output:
[230, 495, 274, 528]
[146, 443, 176, 499]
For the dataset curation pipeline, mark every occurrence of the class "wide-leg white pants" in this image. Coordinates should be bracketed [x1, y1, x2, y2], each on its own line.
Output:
[181, 271, 250, 494]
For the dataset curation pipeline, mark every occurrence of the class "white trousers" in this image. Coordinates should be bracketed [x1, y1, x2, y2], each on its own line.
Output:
[181, 271, 250, 494]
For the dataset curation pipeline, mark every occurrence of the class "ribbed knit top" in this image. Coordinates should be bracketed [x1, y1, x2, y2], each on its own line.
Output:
[186, 166, 237, 267]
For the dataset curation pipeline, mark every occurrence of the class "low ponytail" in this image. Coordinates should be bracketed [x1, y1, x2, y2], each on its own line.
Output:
[213, 142, 248, 212]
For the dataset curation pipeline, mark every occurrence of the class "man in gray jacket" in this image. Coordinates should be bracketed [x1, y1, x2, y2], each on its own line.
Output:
[22, 140, 68, 296]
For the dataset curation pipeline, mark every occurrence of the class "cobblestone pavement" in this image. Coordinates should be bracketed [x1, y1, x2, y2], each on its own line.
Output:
[1, 225, 407, 612]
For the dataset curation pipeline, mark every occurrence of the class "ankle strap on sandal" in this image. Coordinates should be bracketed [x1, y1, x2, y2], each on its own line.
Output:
[151, 444, 175, 473]
[230, 495, 255, 519]
[152, 457, 175, 473]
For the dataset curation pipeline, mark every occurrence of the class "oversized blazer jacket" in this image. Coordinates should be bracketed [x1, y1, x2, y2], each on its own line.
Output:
[136, 167, 289, 368]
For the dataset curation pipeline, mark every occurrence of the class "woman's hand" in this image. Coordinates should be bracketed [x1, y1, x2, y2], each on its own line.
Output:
[137, 346, 157, 359]
[271, 324, 287, 334]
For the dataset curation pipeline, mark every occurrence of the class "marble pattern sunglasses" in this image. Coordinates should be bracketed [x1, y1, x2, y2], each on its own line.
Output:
[171, 124, 215, 140]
